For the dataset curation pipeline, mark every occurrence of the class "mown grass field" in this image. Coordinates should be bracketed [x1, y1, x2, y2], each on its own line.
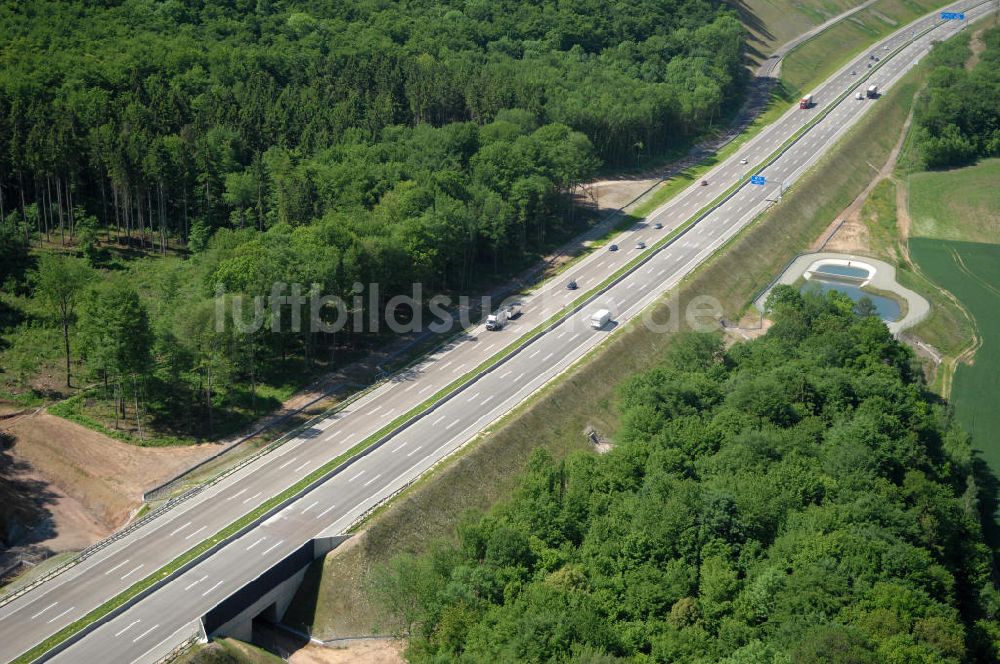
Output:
[781, 0, 956, 96]
[907, 159, 1000, 492]
[284, 59, 933, 641]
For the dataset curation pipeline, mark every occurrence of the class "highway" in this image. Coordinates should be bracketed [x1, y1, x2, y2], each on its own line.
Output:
[0, 3, 989, 661]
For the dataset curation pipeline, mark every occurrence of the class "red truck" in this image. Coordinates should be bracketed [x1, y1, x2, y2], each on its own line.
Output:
[799, 94, 813, 109]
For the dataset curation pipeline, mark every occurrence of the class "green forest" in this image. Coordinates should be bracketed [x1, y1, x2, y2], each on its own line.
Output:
[914, 26, 1000, 169]
[374, 288, 1000, 662]
[0, 0, 745, 440]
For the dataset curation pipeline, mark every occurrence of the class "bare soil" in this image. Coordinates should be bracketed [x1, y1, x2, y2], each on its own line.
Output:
[288, 640, 404, 664]
[1, 410, 217, 553]
[966, 28, 986, 70]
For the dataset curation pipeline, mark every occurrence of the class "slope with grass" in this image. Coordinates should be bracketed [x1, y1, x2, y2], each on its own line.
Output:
[781, 0, 960, 96]
[284, 49, 940, 642]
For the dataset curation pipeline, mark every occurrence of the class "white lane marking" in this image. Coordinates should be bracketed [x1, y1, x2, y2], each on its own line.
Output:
[247, 538, 266, 551]
[260, 540, 285, 557]
[404, 383, 417, 392]
[515, 372, 525, 382]
[294, 461, 311, 473]
[243, 491, 263, 504]
[348, 470, 365, 482]
[658, 268, 667, 277]
[48, 606, 74, 624]
[369, 405, 382, 415]
[439, 361, 452, 370]
[529, 349, 540, 359]
[363, 473, 383, 487]
[556, 329, 567, 339]
[31, 602, 58, 620]
[132, 624, 159, 643]
[104, 560, 129, 576]
[344, 433, 357, 443]
[484, 343, 497, 353]
[202, 580, 224, 596]
[466, 391, 480, 402]
[571, 332, 581, 342]
[317, 419, 335, 431]
[185, 525, 207, 540]
[481, 395, 495, 406]
[627, 282, 636, 289]
[420, 384, 435, 394]
[115, 620, 140, 637]
[452, 365, 464, 373]
[543, 352, 554, 362]
[432, 415, 446, 426]
[499, 370, 512, 379]
[381, 409, 395, 419]
[446, 418, 460, 430]
[278, 457, 297, 470]
[316, 503, 338, 519]
[169, 522, 191, 537]
[183, 575, 207, 591]
[302, 500, 319, 513]
[120, 564, 144, 580]
[391, 441, 408, 453]
[227, 488, 248, 501]
[406, 445, 423, 458]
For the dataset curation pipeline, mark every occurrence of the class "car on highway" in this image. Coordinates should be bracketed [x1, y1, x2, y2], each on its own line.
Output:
[566, 279, 578, 290]
[653, 222, 663, 229]
[700, 179, 708, 186]
[856, 91, 864, 100]
[740, 158, 748, 165]
[608, 244, 618, 251]
[636, 241, 646, 250]
[851, 70, 856, 75]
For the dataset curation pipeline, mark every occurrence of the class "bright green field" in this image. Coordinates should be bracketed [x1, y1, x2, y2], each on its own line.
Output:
[910, 238, 1000, 481]
[908, 160, 1000, 520]
[909, 159, 1000, 243]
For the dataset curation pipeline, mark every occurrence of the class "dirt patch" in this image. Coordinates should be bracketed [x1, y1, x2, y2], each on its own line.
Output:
[1, 410, 218, 553]
[966, 28, 986, 70]
[288, 640, 404, 664]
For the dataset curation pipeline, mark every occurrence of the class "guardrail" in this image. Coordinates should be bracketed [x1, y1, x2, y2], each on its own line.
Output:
[10, 5, 991, 660]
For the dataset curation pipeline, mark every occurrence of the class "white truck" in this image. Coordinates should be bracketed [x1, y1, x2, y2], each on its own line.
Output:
[590, 309, 611, 329]
[866, 84, 879, 99]
[485, 302, 522, 331]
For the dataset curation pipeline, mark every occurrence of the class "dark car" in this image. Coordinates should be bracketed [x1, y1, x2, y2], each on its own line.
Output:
[636, 241, 646, 250]
[608, 244, 618, 251]
[567, 280, 578, 290]
[700, 179, 709, 186]
[653, 222, 663, 229]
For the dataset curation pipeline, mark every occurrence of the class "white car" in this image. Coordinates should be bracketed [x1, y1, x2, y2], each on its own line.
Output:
[856, 92, 864, 100]
[740, 158, 748, 165]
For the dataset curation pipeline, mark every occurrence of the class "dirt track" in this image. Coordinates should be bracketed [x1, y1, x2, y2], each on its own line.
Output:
[1, 411, 217, 554]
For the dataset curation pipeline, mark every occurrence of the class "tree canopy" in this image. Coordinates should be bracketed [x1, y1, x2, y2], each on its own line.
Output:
[374, 287, 1000, 662]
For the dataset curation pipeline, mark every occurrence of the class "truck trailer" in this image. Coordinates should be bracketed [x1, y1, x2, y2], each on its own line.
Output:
[799, 94, 813, 109]
[866, 84, 879, 98]
[485, 302, 522, 330]
[590, 309, 611, 329]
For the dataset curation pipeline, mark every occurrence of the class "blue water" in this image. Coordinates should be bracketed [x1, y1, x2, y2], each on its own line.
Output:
[802, 280, 901, 321]
[812, 264, 870, 279]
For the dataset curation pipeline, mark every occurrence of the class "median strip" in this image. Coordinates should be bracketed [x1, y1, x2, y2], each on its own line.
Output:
[12, 10, 982, 662]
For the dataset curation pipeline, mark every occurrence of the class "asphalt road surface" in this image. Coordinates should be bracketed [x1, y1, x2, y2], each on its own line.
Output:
[0, 3, 989, 661]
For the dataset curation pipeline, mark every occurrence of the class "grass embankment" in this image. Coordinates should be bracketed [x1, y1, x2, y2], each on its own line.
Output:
[738, 0, 867, 67]
[177, 638, 284, 664]
[905, 159, 1000, 481]
[782, 0, 956, 96]
[287, 55, 932, 641]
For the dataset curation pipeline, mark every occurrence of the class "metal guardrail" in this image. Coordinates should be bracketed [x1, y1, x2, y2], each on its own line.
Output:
[6, 5, 990, 656]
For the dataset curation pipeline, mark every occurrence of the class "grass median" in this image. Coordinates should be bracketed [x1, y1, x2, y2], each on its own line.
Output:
[14, 18, 948, 662]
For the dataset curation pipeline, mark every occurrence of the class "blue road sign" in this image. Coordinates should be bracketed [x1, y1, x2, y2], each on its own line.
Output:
[940, 11, 965, 19]
[750, 175, 766, 185]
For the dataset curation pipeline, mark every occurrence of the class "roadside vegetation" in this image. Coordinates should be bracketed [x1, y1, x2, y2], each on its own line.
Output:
[289, 52, 942, 640]
[0, 0, 745, 444]
[374, 291, 1000, 662]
